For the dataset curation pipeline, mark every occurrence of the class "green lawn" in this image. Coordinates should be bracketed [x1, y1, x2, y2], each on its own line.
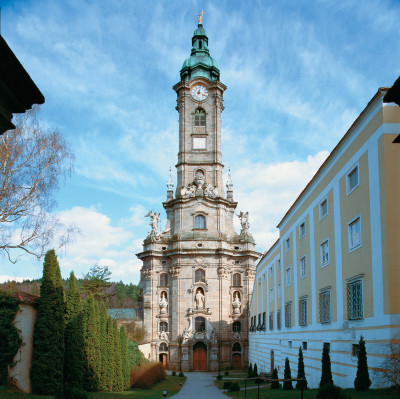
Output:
[220, 387, 398, 398]
[0, 375, 186, 399]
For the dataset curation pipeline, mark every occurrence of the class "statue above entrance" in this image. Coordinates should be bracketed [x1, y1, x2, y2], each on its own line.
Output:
[195, 288, 205, 309]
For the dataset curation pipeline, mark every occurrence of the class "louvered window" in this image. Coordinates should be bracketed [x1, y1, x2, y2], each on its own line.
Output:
[269, 313, 274, 330]
[285, 302, 292, 328]
[299, 297, 308, 326]
[194, 108, 206, 126]
[277, 310, 281, 330]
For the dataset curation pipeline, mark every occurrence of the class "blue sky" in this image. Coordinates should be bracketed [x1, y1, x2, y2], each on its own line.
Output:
[1, 0, 399, 284]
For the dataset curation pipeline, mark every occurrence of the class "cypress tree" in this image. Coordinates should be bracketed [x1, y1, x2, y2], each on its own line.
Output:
[253, 363, 258, 377]
[271, 367, 280, 389]
[105, 316, 115, 391]
[120, 325, 130, 390]
[64, 271, 85, 389]
[247, 363, 253, 378]
[98, 302, 109, 391]
[320, 342, 333, 387]
[354, 336, 371, 390]
[283, 357, 293, 390]
[296, 346, 308, 390]
[83, 295, 101, 391]
[31, 250, 65, 395]
[113, 319, 124, 391]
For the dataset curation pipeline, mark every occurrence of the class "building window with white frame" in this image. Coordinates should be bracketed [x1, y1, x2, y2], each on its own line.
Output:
[299, 297, 308, 326]
[300, 256, 307, 278]
[299, 221, 306, 238]
[269, 288, 274, 302]
[320, 240, 329, 266]
[285, 237, 290, 251]
[347, 165, 359, 194]
[277, 283, 281, 298]
[319, 198, 328, 219]
[285, 302, 292, 328]
[285, 267, 291, 286]
[348, 217, 361, 251]
[319, 289, 331, 324]
[347, 279, 363, 320]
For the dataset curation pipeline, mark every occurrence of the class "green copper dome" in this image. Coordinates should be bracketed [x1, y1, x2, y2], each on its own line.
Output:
[180, 24, 220, 82]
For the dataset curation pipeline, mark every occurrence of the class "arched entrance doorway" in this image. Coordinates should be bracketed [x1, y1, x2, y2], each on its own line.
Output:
[193, 341, 207, 371]
[232, 342, 242, 369]
[159, 342, 168, 369]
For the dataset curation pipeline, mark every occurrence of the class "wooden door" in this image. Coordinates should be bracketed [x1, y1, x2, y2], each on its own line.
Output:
[232, 353, 241, 369]
[270, 350, 274, 372]
[193, 348, 207, 371]
[159, 353, 168, 369]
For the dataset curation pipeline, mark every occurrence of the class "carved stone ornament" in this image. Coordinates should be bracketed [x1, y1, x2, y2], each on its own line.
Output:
[210, 328, 218, 343]
[204, 183, 218, 198]
[233, 331, 241, 340]
[217, 266, 229, 279]
[145, 211, 161, 241]
[246, 267, 256, 279]
[142, 268, 153, 280]
[159, 292, 168, 315]
[170, 266, 181, 278]
[232, 292, 241, 316]
[158, 331, 169, 340]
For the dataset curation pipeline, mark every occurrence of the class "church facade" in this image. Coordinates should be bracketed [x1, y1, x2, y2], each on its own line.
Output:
[137, 22, 261, 371]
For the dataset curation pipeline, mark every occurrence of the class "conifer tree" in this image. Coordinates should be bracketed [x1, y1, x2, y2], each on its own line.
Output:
[253, 363, 258, 377]
[64, 271, 85, 389]
[120, 325, 130, 390]
[283, 357, 293, 390]
[31, 250, 65, 395]
[354, 336, 371, 390]
[98, 302, 109, 391]
[320, 342, 333, 387]
[247, 363, 253, 378]
[113, 319, 124, 391]
[271, 367, 280, 389]
[105, 316, 115, 391]
[83, 295, 101, 391]
[296, 346, 308, 390]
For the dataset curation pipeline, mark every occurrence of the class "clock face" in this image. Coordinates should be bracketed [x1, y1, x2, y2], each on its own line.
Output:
[191, 84, 208, 101]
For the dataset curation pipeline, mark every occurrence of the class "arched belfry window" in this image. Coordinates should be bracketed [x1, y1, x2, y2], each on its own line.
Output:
[160, 322, 168, 332]
[194, 108, 206, 127]
[195, 215, 206, 229]
[195, 269, 206, 282]
[233, 273, 241, 287]
[160, 273, 168, 287]
[195, 317, 206, 332]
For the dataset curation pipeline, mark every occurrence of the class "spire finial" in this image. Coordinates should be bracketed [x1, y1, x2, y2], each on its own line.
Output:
[197, 10, 204, 25]
[167, 167, 174, 191]
[226, 167, 233, 191]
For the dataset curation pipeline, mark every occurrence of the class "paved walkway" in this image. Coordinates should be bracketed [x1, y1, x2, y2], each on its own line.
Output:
[169, 372, 227, 398]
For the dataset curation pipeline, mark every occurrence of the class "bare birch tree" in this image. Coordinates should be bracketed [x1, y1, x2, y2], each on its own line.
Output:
[0, 106, 76, 262]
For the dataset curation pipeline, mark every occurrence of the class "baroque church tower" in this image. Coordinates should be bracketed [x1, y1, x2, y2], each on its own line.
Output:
[137, 18, 261, 371]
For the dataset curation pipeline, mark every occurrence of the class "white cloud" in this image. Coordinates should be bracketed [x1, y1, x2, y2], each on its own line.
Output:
[0, 276, 32, 283]
[232, 150, 330, 251]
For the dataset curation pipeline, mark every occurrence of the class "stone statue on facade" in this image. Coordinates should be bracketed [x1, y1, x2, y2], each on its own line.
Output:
[145, 211, 161, 240]
[237, 211, 249, 232]
[210, 328, 217, 343]
[159, 292, 168, 315]
[194, 170, 205, 187]
[195, 288, 205, 309]
[204, 183, 218, 198]
[232, 292, 241, 315]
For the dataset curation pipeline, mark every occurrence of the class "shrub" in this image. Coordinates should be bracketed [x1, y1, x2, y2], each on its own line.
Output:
[255, 377, 264, 384]
[283, 357, 293, 390]
[296, 346, 308, 390]
[320, 342, 333, 387]
[271, 367, 280, 389]
[223, 381, 232, 390]
[179, 371, 185, 377]
[224, 370, 229, 376]
[248, 363, 253, 378]
[354, 336, 371, 391]
[228, 381, 240, 393]
[216, 373, 223, 380]
[253, 363, 258, 377]
[56, 386, 89, 399]
[317, 384, 347, 399]
[172, 371, 176, 376]
[130, 363, 166, 388]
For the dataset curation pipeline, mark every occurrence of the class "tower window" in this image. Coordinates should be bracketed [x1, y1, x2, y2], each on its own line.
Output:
[195, 215, 206, 229]
[232, 342, 241, 352]
[160, 322, 168, 332]
[233, 273, 241, 287]
[160, 273, 168, 287]
[199, 41, 202, 49]
[194, 109, 206, 126]
[233, 321, 241, 332]
[159, 342, 168, 352]
[195, 317, 205, 332]
[195, 268, 206, 282]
